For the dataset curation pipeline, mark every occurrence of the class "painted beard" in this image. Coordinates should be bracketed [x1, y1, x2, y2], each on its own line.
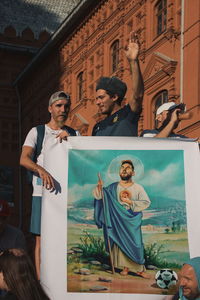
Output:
[120, 174, 132, 181]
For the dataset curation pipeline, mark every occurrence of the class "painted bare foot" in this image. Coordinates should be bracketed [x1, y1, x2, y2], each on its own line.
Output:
[136, 271, 150, 279]
[120, 267, 129, 276]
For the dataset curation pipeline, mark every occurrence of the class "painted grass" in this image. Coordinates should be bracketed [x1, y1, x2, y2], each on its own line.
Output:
[67, 223, 189, 267]
[67, 224, 102, 247]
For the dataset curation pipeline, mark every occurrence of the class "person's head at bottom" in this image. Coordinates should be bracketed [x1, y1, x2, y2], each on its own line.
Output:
[0, 248, 50, 300]
[179, 257, 200, 300]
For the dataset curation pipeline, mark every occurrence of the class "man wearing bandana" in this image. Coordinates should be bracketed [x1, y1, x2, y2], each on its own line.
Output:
[92, 32, 144, 136]
[165, 257, 200, 300]
[93, 160, 150, 278]
[176, 257, 200, 300]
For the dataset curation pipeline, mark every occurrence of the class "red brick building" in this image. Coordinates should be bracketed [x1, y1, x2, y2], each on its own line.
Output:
[0, 0, 80, 227]
[16, 0, 200, 139]
[2, 0, 200, 229]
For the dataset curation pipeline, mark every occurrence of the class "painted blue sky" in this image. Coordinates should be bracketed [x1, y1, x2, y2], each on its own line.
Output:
[67, 150, 186, 224]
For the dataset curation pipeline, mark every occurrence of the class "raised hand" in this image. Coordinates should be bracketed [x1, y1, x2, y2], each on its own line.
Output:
[124, 31, 140, 62]
[170, 108, 181, 124]
[97, 173, 103, 193]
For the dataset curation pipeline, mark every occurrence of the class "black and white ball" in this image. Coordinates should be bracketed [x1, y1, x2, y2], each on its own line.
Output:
[155, 269, 178, 289]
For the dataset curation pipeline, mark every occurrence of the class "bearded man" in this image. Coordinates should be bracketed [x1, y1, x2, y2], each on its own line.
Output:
[20, 91, 79, 278]
[93, 160, 150, 278]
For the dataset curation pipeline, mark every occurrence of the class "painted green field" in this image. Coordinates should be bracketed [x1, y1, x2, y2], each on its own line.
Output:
[67, 223, 189, 266]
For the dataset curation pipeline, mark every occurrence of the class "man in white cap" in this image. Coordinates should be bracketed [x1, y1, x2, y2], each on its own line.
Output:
[20, 91, 79, 278]
[141, 102, 190, 138]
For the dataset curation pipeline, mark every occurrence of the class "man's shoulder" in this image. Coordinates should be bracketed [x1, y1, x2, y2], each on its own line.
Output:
[92, 118, 106, 136]
[64, 125, 77, 136]
[31, 124, 45, 129]
[133, 182, 144, 190]
[105, 182, 118, 189]
[140, 129, 158, 137]
[92, 104, 138, 136]
[114, 104, 132, 116]
[26, 124, 45, 134]
[170, 133, 187, 138]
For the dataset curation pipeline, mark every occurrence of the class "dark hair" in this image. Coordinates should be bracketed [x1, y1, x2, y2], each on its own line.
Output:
[0, 249, 50, 300]
[96, 77, 127, 106]
[105, 90, 124, 106]
[121, 160, 134, 171]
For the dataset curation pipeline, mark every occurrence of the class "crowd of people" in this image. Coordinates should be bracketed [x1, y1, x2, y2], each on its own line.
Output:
[0, 32, 199, 299]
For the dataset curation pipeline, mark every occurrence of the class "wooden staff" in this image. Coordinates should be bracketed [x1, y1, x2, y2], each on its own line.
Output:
[98, 172, 115, 274]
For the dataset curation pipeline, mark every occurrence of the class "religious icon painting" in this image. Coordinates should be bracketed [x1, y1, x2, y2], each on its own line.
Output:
[67, 148, 190, 295]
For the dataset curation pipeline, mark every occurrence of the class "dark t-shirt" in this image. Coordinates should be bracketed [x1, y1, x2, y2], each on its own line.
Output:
[0, 224, 26, 252]
[92, 104, 140, 136]
[141, 129, 187, 138]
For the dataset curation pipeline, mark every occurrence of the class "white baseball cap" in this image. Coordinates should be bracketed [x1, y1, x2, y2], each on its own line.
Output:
[49, 91, 70, 106]
[156, 102, 181, 115]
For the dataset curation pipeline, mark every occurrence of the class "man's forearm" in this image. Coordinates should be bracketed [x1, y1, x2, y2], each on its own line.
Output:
[20, 156, 42, 174]
[20, 155, 55, 189]
[155, 121, 175, 138]
[129, 59, 144, 112]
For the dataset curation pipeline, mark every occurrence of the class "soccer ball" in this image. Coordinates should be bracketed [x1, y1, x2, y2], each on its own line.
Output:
[155, 269, 178, 289]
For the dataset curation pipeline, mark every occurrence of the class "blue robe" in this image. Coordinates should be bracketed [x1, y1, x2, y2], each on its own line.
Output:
[94, 182, 145, 265]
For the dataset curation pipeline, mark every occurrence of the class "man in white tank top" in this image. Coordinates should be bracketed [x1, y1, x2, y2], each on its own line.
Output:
[20, 91, 79, 279]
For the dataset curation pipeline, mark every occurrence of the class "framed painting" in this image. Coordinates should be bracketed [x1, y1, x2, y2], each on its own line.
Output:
[41, 137, 200, 300]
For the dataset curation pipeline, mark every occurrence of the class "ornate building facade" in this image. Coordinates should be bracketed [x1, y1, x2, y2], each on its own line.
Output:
[16, 0, 200, 139]
[3, 0, 200, 229]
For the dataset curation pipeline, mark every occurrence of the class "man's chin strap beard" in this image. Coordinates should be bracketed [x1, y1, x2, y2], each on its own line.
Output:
[56, 119, 66, 128]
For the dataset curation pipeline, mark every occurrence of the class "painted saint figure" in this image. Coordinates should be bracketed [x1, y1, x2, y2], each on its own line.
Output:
[93, 160, 150, 278]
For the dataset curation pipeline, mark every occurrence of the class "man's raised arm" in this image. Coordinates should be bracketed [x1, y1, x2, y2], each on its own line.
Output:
[124, 32, 144, 113]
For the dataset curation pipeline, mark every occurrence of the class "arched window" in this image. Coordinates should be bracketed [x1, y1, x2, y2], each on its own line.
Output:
[4, 26, 16, 38]
[77, 72, 84, 102]
[110, 40, 119, 74]
[39, 30, 50, 43]
[155, 0, 167, 36]
[21, 27, 34, 41]
[154, 90, 168, 126]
